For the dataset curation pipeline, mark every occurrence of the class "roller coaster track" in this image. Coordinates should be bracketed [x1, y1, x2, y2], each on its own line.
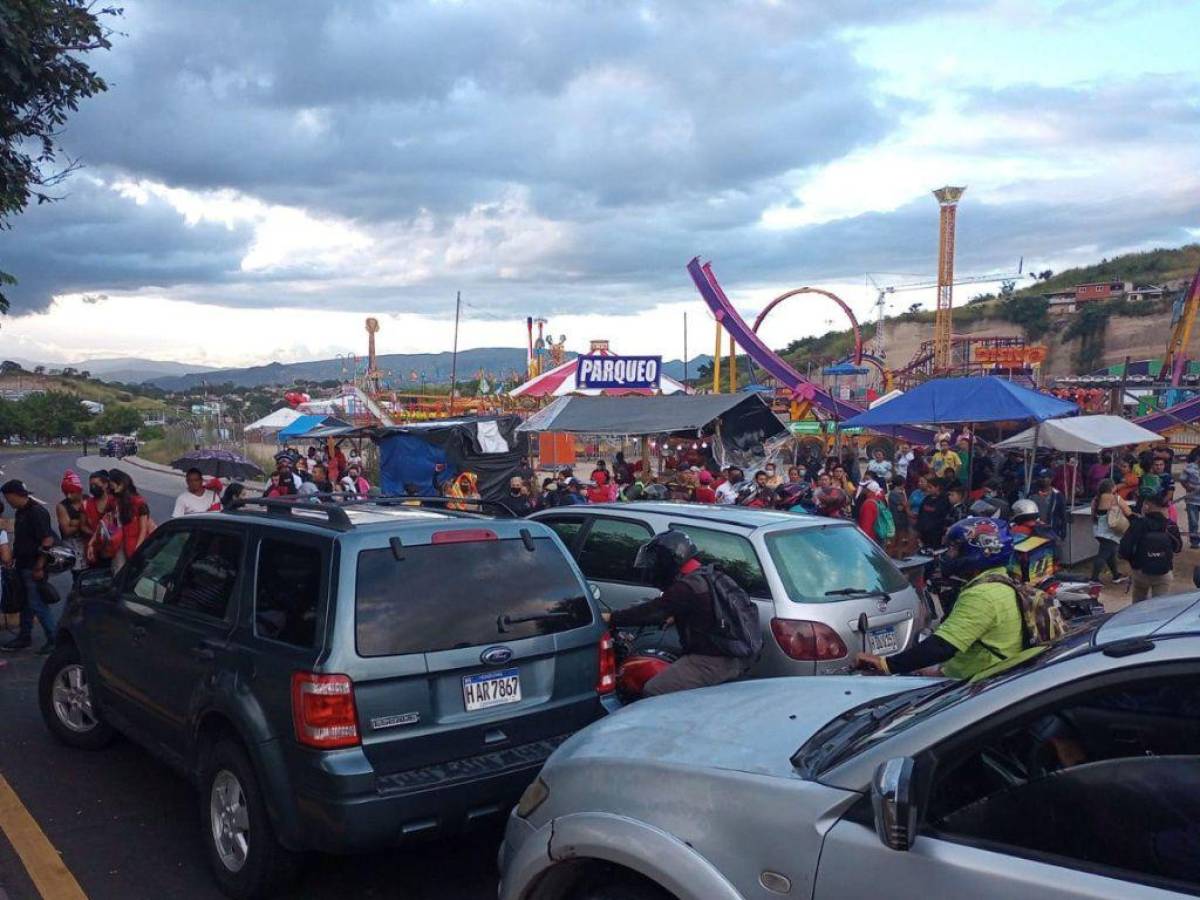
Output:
[687, 258, 930, 443]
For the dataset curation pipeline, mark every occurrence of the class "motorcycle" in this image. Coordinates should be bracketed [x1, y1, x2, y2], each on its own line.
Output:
[609, 623, 678, 703]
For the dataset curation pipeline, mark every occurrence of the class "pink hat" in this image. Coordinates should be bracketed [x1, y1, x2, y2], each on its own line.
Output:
[698, 470, 713, 484]
[61, 470, 83, 495]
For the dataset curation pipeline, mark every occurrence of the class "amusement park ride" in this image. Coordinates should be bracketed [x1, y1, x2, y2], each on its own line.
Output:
[691, 185, 1048, 438]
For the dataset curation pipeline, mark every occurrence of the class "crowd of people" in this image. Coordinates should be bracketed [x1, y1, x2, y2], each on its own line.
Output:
[491, 434, 1192, 601]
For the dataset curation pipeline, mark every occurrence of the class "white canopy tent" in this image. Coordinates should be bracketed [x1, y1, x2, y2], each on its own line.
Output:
[995, 415, 1163, 454]
[244, 407, 303, 437]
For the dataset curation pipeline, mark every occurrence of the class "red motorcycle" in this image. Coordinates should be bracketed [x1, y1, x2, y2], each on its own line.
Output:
[610, 625, 678, 703]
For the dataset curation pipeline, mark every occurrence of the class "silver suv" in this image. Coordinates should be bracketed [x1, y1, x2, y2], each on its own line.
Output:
[530, 502, 920, 675]
[501, 594, 1200, 900]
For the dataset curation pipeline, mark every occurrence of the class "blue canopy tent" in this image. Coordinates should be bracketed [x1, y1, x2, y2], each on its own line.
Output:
[840, 376, 1077, 429]
[841, 376, 1078, 495]
[276, 414, 350, 443]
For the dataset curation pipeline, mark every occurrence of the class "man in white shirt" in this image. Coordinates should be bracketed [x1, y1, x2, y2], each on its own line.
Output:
[895, 442, 913, 481]
[715, 467, 745, 505]
[172, 468, 218, 517]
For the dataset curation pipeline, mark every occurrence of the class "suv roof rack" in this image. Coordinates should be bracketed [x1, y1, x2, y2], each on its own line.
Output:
[225, 494, 514, 531]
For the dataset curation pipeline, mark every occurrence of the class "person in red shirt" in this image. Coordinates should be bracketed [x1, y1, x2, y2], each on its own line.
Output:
[108, 469, 152, 563]
[855, 480, 884, 540]
[693, 470, 717, 503]
[586, 471, 615, 503]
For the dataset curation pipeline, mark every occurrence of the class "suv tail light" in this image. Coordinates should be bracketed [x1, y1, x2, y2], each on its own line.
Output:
[291, 672, 360, 749]
[596, 634, 616, 695]
[770, 619, 848, 661]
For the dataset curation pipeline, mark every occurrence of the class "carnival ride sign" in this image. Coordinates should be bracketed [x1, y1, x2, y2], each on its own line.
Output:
[576, 355, 662, 390]
[975, 346, 1048, 366]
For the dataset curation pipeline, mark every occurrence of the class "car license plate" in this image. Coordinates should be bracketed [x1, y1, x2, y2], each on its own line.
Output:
[868, 626, 898, 654]
[462, 668, 521, 712]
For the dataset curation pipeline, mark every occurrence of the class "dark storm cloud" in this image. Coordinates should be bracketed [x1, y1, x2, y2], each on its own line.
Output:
[2, 178, 252, 313]
[9, 0, 1193, 319]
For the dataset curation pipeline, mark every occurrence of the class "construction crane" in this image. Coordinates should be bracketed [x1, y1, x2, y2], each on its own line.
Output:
[1163, 265, 1200, 386]
[866, 261, 1026, 359]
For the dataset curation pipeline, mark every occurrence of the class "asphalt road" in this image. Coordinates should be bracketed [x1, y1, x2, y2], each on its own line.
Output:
[0, 450, 501, 900]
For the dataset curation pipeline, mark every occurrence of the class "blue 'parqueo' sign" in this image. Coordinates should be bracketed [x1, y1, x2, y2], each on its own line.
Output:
[576, 355, 662, 390]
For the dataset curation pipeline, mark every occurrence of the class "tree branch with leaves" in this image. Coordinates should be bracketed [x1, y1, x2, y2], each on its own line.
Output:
[0, 0, 120, 312]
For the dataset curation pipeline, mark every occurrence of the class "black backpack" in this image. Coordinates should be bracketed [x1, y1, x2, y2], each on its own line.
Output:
[683, 565, 764, 659]
[1135, 519, 1176, 576]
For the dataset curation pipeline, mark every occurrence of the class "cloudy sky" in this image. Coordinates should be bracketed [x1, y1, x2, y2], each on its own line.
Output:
[3, 0, 1198, 368]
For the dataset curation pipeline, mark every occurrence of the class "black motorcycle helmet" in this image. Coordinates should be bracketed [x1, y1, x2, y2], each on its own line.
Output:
[634, 530, 699, 590]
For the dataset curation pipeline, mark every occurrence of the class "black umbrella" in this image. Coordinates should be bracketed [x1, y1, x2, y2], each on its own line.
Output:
[170, 449, 265, 479]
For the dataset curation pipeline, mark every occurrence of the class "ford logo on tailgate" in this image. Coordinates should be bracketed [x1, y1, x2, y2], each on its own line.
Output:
[481, 646, 513, 665]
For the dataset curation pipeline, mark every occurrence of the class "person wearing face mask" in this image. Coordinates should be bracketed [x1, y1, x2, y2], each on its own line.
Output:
[108, 469, 153, 565]
[82, 471, 116, 570]
[501, 476, 535, 517]
[56, 470, 89, 585]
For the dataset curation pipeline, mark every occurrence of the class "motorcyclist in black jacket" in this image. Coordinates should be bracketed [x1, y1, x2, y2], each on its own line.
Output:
[603, 531, 750, 696]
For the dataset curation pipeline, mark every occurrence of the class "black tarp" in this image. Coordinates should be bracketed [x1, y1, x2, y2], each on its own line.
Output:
[516, 393, 786, 438]
[375, 415, 529, 502]
[516, 393, 788, 467]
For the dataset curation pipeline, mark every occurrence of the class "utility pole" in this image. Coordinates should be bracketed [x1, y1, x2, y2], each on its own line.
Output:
[449, 291, 461, 415]
[683, 311, 689, 385]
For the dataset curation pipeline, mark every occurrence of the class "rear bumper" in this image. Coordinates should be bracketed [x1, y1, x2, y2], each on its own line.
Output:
[275, 733, 573, 853]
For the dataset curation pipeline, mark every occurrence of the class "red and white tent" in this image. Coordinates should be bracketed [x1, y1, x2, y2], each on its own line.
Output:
[509, 343, 689, 398]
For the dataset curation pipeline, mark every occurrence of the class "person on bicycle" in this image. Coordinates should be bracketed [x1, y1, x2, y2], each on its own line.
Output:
[858, 517, 1023, 679]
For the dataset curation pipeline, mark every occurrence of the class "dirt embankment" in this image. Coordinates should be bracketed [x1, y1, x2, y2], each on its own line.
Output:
[880, 308, 1175, 377]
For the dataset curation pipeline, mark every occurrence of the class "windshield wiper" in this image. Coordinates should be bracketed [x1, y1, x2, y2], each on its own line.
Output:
[825, 588, 888, 598]
[497, 611, 573, 633]
[791, 683, 949, 776]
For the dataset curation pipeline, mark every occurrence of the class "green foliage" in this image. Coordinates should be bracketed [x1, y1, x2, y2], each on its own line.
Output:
[0, 390, 88, 441]
[998, 294, 1050, 339]
[94, 403, 144, 435]
[1015, 245, 1200, 299]
[138, 424, 165, 441]
[1, 1, 119, 310]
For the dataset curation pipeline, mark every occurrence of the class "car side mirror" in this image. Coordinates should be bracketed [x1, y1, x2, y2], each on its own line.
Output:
[871, 757, 918, 851]
[77, 568, 115, 599]
[1193, 564, 1200, 590]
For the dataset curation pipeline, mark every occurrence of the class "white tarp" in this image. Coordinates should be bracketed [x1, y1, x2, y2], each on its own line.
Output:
[244, 407, 303, 433]
[995, 415, 1163, 453]
[475, 419, 510, 454]
[869, 389, 904, 409]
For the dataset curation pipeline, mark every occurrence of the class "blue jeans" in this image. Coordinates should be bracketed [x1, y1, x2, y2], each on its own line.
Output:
[1187, 504, 1200, 547]
[17, 567, 57, 642]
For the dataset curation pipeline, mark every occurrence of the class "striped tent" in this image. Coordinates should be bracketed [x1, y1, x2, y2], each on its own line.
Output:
[509, 346, 689, 398]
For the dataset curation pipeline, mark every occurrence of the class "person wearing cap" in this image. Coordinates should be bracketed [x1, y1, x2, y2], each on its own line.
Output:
[854, 480, 885, 539]
[55, 470, 88, 584]
[1, 480, 58, 653]
[693, 469, 717, 504]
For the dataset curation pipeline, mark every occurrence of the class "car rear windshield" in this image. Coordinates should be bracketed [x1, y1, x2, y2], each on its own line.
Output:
[766, 525, 908, 602]
[355, 537, 592, 656]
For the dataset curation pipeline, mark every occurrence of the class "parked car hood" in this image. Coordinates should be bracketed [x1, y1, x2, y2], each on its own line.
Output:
[555, 676, 932, 779]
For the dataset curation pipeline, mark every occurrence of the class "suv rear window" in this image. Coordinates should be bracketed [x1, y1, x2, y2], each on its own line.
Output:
[355, 537, 592, 657]
[766, 525, 908, 602]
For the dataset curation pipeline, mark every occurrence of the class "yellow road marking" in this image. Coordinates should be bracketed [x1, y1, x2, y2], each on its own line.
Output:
[0, 773, 87, 900]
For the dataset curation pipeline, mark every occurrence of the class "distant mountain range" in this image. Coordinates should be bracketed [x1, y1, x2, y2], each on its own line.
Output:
[143, 349, 716, 391]
[74, 357, 219, 383]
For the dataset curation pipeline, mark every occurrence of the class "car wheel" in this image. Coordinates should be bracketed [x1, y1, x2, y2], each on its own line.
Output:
[572, 877, 674, 900]
[200, 739, 297, 900]
[38, 644, 115, 750]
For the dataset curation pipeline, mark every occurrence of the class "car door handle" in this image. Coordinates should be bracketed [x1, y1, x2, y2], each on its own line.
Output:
[190, 644, 216, 661]
[131, 625, 147, 641]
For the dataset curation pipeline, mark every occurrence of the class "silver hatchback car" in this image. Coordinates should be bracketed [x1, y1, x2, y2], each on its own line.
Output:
[501, 593, 1200, 900]
[530, 502, 922, 675]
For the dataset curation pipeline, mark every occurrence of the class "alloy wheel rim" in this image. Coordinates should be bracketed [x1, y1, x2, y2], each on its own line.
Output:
[210, 769, 250, 873]
[52, 664, 98, 733]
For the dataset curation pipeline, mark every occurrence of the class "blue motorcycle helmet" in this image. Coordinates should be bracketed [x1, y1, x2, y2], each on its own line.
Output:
[942, 516, 1014, 577]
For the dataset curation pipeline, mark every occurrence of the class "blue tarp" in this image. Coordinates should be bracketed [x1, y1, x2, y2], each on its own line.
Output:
[277, 414, 350, 441]
[379, 434, 450, 496]
[841, 376, 1078, 428]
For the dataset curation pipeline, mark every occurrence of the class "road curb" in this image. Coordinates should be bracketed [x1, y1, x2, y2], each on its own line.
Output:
[76, 454, 267, 491]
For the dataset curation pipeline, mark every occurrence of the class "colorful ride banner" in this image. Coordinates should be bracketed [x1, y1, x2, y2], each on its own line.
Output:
[575, 355, 662, 390]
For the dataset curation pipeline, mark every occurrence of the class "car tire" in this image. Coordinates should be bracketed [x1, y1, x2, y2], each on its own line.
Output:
[200, 739, 298, 900]
[572, 877, 674, 900]
[38, 643, 115, 750]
